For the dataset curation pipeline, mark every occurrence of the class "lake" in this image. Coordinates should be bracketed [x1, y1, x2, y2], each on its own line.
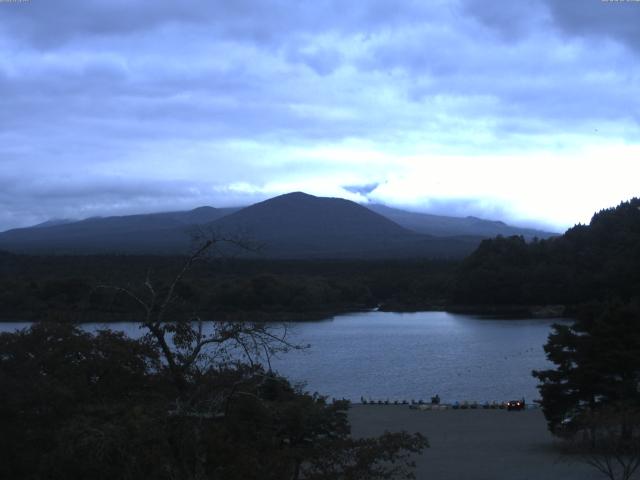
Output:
[0, 311, 567, 403]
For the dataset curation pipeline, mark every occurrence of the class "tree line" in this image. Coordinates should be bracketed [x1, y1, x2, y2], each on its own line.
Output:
[455, 198, 640, 479]
[0, 255, 456, 321]
[453, 198, 640, 307]
[0, 241, 428, 480]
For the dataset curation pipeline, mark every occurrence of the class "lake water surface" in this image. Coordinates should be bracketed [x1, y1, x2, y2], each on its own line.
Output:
[0, 311, 567, 403]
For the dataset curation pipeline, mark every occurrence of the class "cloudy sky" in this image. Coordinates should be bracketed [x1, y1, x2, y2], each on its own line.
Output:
[1, 0, 639, 232]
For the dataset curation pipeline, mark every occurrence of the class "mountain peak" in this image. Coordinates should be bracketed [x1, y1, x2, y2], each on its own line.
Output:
[268, 191, 317, 203]
[206, 191, 433, 258]
[281, 191, 315, 198]
[190, 206, 217, 212]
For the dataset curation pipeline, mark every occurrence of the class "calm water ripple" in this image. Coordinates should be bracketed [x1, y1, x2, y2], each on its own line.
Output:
[0, 311, 568, 403]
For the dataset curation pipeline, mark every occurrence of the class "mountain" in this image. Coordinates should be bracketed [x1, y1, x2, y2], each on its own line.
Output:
[367, 204, 557, 239]
[206, 192, 481, 258]
[32, 219, 76, 228]
[0, 206, 240, 254]
[0, 193, 482, 258]
[2, 192, 554, 258]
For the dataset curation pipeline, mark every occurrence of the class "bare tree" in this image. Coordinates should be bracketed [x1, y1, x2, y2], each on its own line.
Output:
[49, 233, 428, 480]
[96, 233, 302, 394]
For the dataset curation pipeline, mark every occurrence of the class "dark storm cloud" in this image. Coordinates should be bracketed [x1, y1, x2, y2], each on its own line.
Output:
[0, 0, 437, 49]
[0, 0, 638, 231]
[464, 0, 640, 53]
[0, 1, 279, 48]
[2, 0, 633, 145]
[544, 0, 640, 53]
[364, 1, 640, 131]
[463, 0, 543, 41]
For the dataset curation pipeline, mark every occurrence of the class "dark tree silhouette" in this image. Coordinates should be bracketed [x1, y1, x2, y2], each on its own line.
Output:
[533, 302, 640, 479]
[0, 235, 428, 480]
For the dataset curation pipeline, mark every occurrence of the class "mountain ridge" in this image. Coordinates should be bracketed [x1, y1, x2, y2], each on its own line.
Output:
[0, 192, 554, 258]
[204, 192, 445, 258]
[365, 204, 556, 239]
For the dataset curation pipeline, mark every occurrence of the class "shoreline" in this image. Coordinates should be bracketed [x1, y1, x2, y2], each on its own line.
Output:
[0, 304, 572, 323]
[353, 402, 540, 409]
[379, 303, 569, 318]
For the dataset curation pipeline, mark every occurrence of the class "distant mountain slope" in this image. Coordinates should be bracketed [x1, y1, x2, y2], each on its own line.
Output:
[32, 219, 76, 228]
[367, 204, 557, 239]
[2, 193, 555, 258]
[0, 193, 483, 258]
[0, 207, 240, 254]
[207, 192, 481, 258]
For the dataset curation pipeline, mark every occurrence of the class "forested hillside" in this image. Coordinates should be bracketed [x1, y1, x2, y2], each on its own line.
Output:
[453, 198, 640, 306]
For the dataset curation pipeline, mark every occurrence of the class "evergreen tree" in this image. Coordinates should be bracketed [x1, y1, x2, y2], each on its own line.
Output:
[533, 302, 640, 437]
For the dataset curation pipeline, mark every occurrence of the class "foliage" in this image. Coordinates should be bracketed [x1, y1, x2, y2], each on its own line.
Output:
[453, 198, 640, 306]
[533, 301, 640, 439]
[0, 240, 427, 479]
[0, 322, 426, 480]
[0, 322, 165, 480]
[0, 255, 456, 321]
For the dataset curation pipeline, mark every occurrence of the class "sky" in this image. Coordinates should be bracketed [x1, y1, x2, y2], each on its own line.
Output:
[0, 0, 639, 233]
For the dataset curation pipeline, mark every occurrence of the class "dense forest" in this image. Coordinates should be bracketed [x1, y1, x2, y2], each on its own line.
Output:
[0, 254, 456, 321]
[2, 198, 639, 322]
[442, 198, 640, 467]
[453, 198, 640, 309]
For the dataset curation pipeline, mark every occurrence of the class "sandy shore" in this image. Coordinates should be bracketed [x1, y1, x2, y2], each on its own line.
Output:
[349, 406, 603, 480]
